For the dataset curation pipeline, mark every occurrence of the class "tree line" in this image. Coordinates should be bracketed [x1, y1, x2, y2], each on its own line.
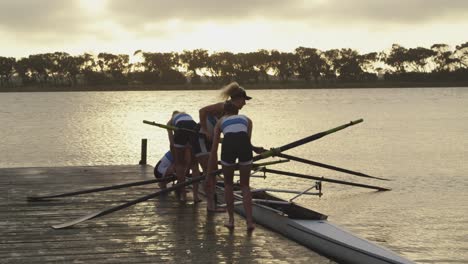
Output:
[0, 42, 467, 89]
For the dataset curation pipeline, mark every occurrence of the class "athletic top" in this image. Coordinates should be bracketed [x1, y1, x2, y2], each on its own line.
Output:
[172, 113, 193, 126]
[221, 115, 249, 135]
[156, 151, 174, 176]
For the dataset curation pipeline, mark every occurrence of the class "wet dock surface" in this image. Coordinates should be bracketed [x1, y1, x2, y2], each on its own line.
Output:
[1, 165, 331, 263]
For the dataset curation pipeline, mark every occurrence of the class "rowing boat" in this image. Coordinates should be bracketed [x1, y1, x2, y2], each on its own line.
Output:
[215, 181, 414, 264]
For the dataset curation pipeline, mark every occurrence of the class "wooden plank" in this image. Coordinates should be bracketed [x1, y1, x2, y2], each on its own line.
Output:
[0, 165, 329, 263]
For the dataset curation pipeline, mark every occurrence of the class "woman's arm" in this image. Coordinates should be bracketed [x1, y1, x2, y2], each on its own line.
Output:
[247, 117, 252, 139]
[199, 102, 224, 140]
[247, 117, 266, 154]
[167, 118, 175, 152]
[208, 120, 222, 172]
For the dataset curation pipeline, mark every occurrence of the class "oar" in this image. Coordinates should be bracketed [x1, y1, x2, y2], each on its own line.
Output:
[52, 175, 205, 229]
[255, 119, 363, 161]
[262, 168, 390, 191]
[51, 120, 362, 229]
[275, 153, 390, 181]
[27, 176, 176, 201]
[143, 120, 201, 135]
[51, 160, 289, 229]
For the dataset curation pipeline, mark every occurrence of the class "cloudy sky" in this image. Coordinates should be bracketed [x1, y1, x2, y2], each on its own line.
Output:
[1, 0, 467, 58]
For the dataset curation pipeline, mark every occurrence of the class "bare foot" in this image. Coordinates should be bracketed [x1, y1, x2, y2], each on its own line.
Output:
[247, 223, 256, 232]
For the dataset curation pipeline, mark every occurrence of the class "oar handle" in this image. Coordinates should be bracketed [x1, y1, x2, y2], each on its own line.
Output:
[143, 120, 177, 130]
[27, 176, 176, 201]
[143, 120, 200, 135]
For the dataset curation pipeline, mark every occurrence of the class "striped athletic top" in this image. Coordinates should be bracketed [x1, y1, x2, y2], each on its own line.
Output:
[221, 115, 249, 135]
[157, 151, 174, 176]
[172, 113, 193, 126]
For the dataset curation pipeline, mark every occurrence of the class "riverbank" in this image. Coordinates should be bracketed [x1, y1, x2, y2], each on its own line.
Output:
[1, 81, 468, 92]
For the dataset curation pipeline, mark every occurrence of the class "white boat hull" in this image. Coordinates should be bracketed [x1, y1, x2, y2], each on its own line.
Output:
[221, 187, 414, 264]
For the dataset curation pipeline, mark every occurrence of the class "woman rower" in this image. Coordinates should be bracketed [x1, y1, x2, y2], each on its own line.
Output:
[167, 111, 202, 202]
[209, 101, 260, 231]
[153, 150, 175, 189]
[199, 82, 252, 212]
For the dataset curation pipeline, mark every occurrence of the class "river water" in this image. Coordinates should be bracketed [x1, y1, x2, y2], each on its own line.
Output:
[1, 87, 467, 263]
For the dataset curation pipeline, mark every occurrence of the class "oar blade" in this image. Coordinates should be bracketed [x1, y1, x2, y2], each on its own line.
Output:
[27, 196, 48, 202]
[52, 211, 102, 229]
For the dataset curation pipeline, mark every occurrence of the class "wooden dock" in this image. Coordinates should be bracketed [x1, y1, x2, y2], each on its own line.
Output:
[0, 165, 330, 263]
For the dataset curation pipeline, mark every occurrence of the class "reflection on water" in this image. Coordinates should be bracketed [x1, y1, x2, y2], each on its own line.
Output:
[1, 87, 468, 263]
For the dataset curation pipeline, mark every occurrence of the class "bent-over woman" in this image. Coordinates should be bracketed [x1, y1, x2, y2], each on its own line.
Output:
[209, 101, 257, 231]
[167, 111, 201, 202]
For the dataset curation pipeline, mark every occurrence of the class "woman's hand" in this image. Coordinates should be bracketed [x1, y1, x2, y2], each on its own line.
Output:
[252, 146, 267, 154]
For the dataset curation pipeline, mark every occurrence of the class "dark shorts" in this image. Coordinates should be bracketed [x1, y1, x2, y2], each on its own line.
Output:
[153, 161, 163, 179]
[174, 121, 211, 156]
[193, 133, 211, 157]
[221, 132, 253, 166]
[173, 120, 198, 147]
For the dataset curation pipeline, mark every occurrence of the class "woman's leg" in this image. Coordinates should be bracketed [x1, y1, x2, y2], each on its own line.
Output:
[222, 165, 236, 228]
[189, 152, 201, 203]
[174, 147, 189, 202]
[239, 163, 255, 231]
[203, 154, 226, 212]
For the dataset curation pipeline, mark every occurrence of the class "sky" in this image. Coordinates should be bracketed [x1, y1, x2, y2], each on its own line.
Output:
[1, 0, 467, 58]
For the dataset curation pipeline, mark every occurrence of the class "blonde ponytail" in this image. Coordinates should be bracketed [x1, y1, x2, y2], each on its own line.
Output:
[220, 82, 241, 100]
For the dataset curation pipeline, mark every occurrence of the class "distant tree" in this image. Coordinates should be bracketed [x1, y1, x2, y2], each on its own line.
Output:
[335, 49, 363, 81]
[28, 54, 52, 86]
[454, 42, 468, 68]
[63, 55, 86, 86]
[405, 47, 436, 73]
[97, 53, 130, 84]
[250, 49, 272, 83]
[270, 50, 297, 82]
[295, 47, 326, 84]
[0, 56, 16, 87]
[385, 44, 408, 73]
[233, 52, 258, 84]
[137, 52, 184, 84]
[208, 52, 237, 84]
[322, 49, 340, 80]
[179, 49, 209, 83]
[48, 52, 71, 86]
[359, 52, 379, 73]
[430, 44, 455, 72]
[14, 57, 32, 85]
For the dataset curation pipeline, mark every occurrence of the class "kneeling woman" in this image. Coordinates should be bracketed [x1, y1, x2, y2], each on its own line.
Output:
[209, 101, 256, 231]
[154, 150, 175, 189]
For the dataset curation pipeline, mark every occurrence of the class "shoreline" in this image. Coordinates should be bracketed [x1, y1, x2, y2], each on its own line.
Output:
[1, 81, 468, 92]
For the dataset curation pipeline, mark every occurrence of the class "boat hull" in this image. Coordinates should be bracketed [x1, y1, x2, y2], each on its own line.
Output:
[217, 186, 413, 264]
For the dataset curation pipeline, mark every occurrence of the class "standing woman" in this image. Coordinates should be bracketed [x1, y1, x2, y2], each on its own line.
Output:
[167, 111, 200, 202]
[209, 101, 256, 231]
[200, 82, 252, 212]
